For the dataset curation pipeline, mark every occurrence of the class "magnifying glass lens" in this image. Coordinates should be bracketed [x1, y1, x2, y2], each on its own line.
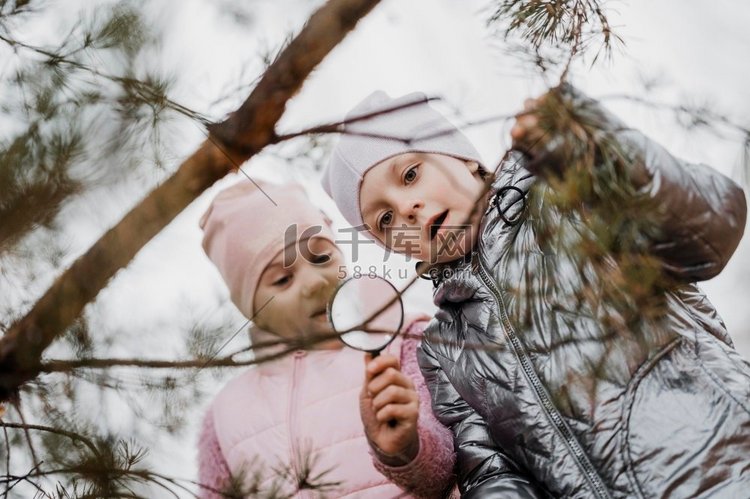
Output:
[328, 275, 404, 354]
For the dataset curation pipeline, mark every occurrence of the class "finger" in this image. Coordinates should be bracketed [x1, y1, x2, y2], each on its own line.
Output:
[372, 385, 417, 412]
[365, 354, 400, 380]
[524, 125, 547, 149]
[368, 367, 409, 395]
[511, 122, 526, 141]
[518, 113, 538, 129]
[365, 354, 400, 383]
[512, 112, 539, 135]
[513, 118, 547, 150]
[376, 402, 419, 424]
[368, 367, 412, 395]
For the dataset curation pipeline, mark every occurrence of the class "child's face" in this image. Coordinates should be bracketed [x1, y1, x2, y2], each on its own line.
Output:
[359, 152, 488, 263]
[253, 237, 344, 349]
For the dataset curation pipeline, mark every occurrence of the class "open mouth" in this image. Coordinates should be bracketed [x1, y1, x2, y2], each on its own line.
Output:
[429, 210, 449, 240]
[309, 308, 328, 322]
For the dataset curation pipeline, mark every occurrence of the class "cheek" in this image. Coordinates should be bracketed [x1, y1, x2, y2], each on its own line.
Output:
[442, 167, 481, 208]
[258, 291, 298, 329]
[252, 287, 271, 319]
[426, 175, 460, 209]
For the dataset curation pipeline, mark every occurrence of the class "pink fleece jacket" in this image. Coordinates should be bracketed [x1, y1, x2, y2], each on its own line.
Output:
[196, 318, 457, 498]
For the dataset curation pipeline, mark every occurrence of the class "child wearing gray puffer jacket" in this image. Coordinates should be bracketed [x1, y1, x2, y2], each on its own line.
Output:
[321, 84, 749, 498]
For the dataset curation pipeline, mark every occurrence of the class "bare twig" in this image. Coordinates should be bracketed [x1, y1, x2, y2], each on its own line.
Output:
[9, 402, 38, 473]
[1, 417, 9, 499]
[597, 93, 750, 137]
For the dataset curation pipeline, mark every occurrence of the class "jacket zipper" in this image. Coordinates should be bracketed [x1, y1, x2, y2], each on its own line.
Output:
[476, 258, 611, 499]
[288, 351, 309, 499]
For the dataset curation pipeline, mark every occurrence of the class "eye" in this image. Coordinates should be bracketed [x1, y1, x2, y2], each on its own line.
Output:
[272, 274, 292, 286]
[404, 164, 419, 184]
[378, 211, 393, 231]
[312, 253, 331, 265]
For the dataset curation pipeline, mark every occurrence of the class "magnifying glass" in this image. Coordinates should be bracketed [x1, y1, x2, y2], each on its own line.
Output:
[327, 274, 404, 357]
[328, 275, 404, 428]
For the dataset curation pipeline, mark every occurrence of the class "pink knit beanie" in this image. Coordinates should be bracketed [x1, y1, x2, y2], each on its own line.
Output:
[199, 179, 336, 319]
[321, 91, 485, 231]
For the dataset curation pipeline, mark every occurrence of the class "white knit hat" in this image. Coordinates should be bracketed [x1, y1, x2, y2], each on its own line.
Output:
[321, 91, 485, 231]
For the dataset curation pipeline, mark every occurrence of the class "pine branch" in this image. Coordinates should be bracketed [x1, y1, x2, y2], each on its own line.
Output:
[486, 0, 623, 76]
[0, 423, 101, 462]
[0, 32, 207, 124]
[0, 0, 382, 401]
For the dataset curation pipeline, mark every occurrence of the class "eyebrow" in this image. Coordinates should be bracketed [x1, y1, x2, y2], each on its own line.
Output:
[263, 261, 285, 274]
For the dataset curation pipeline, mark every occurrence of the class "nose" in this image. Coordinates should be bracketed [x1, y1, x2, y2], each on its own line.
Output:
[396, 198, 423, 224]
[300, 266, 331, 299]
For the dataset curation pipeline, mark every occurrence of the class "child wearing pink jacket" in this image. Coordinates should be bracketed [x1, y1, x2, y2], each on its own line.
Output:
[196, 179, 456, 498]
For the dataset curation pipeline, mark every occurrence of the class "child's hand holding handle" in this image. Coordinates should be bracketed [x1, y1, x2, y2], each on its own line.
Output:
[359, 353, 420, 466]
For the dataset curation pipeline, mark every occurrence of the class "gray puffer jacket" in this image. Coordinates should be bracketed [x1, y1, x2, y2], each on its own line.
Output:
[418, 94, 749, 498]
